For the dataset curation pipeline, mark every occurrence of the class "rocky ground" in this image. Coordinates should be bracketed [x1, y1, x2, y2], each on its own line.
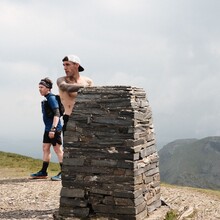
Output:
[0, 177, 220, 220]
[0, 177, 61, 220]
[160, 185, 220, 220]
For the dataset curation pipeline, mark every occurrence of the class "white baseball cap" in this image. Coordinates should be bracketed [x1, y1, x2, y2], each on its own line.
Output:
[63, 54, 84, 72]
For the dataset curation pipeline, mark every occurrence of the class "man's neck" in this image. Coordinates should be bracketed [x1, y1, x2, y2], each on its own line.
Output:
[44, 91, 51, 97]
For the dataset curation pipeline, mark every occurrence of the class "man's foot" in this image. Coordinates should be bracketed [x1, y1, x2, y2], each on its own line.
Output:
[51, 172, 61, 181]
[30, 171, 48, 179]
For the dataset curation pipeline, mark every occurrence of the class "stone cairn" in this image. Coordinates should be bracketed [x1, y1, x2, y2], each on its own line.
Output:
[57, 86, 161, 220]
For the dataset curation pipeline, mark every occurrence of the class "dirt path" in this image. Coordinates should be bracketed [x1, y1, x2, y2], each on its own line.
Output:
[1, 177, 220, 219]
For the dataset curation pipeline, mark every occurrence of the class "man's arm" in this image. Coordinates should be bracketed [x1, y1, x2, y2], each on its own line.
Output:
[57, 77, 84, 93]
[51, 115, 59, 130]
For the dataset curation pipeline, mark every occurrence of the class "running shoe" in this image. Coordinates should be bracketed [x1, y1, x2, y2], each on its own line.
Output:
[30, 171, 48, 179]
[51, 172, 61, 181]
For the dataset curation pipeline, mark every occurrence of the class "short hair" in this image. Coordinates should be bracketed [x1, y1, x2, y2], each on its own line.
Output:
[62, 56, 68, 62]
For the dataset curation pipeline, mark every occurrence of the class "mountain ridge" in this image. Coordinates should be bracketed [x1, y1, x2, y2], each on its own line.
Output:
[159, 136, 220, 190]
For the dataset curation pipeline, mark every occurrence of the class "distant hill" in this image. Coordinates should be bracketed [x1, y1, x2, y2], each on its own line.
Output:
[159, 136, 220, 190]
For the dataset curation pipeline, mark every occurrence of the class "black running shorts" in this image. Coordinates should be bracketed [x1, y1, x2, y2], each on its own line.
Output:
[43, 131, 62, 146]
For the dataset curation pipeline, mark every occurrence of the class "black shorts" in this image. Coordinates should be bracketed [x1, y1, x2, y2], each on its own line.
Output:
[62, 114, 70, 134]
[43, 131, 62, 146]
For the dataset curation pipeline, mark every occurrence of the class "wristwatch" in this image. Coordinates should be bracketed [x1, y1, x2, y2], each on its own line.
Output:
[50, 126, 57, 132]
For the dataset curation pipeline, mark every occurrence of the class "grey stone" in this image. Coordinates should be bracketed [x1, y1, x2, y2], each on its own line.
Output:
[58, 86, 161, 219]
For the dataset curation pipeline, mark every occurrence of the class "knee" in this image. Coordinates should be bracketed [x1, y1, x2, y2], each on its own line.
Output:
[53, 146, 63, 155]
[43, 145, 51, 154]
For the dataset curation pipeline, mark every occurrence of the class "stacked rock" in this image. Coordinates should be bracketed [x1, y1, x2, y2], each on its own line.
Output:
[58, 86, 161, 220]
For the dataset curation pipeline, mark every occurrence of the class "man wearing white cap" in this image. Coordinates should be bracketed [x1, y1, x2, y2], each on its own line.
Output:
[57, 55, 93, 134]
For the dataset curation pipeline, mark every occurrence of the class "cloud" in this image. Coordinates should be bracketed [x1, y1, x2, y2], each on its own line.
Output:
[1, 0, 220, 156]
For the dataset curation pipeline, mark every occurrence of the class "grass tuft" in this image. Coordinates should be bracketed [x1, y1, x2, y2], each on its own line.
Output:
[165, 210, 178, 220]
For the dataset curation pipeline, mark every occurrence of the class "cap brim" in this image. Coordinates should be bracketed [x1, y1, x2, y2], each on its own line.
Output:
[79, 65, 84, 72]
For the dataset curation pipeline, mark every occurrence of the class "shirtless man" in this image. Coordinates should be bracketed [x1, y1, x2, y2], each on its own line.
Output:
[57, 55, 93, 134]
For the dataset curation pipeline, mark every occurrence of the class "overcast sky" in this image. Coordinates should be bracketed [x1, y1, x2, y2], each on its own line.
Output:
[1, 0, 220, 158]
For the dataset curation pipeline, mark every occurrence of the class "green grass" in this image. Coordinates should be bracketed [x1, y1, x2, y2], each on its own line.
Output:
[0, 151, 60, 177]
[164, 210, 178, 220]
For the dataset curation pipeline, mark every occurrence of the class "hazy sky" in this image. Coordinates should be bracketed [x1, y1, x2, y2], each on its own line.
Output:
[1, 0, 220, 158]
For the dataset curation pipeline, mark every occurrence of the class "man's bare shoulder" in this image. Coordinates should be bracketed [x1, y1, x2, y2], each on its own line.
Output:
[81, 75, 94, 86]
[57, 76, 65, 86]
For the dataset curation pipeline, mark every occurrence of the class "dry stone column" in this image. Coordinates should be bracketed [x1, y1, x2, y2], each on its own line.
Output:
[58, 86, 161, 220]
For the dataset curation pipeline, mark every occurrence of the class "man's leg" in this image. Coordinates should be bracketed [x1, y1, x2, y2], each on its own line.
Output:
[42, 142, 52, 171]
[30, 143, 51, 179]
[51, 131, 63, 181]
[53, 144, 63, 163]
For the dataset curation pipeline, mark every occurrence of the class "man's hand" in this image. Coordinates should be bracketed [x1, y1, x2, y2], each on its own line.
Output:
[49, 131, 55, 138]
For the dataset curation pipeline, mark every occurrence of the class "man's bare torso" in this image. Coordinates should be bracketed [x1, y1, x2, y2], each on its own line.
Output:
[57, 76, 93, 115]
